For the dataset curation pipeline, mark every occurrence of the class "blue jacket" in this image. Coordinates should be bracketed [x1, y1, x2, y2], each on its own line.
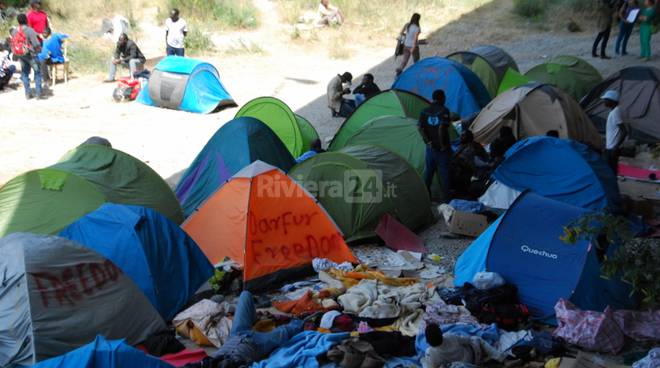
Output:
[38, 33, 69, 63]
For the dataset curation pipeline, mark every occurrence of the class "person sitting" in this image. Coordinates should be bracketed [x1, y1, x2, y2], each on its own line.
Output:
[489, 126, 517, 168]
[421, 323, 504, 368]
[105, 33, 146, 82]
[546, 130, 560, 138]
[37, 27, 68, 89]
[0, 44, 16, 91]
[317, 0, 344, 26]
[352, 73, 380, 105]
[83, 136, 112, 147]
[327, 71, 355, 118]
[185, 291, 303, 368]
[451, 130, 489, 198]
[296, 139, 325, 163]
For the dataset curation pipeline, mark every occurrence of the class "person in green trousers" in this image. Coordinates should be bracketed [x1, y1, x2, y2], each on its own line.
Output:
[639, 0, 657, 60]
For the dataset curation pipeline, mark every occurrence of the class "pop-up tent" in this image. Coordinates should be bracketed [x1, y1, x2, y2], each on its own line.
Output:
[235, 97, 319, 157]
[32, 336, 174, 368]
[470, 83, 603, 149]
[454, 192, 635, 320]
[525, 55, 602, 101]
[480, 137, 620, 211]
[581, 66, 660, 143]
[448, 45, 519, 98]
[290, 145, 432, 241]
[51, 144, 184, 224]
[59, 204, 214, 321]
[0, 233, 165, 366]
[175, 117, 296, 218]
[137, 56, 236, 114]
[392, 57, 491, 118]
[182, 161, 356, 290]
[329, 89, 429, 150]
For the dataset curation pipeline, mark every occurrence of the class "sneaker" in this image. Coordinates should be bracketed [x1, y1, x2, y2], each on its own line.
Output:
[103, 79, 115, 83]
[25, 93, 34, 100]
[601, 55, 611, 59]
[37, 95, 48, 100]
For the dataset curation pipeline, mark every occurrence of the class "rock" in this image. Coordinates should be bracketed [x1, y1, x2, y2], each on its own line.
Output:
[567, 19, 582, 33]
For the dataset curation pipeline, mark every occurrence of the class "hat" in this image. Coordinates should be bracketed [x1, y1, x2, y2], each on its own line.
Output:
[600, 90, 620, 102]
[30, 0, 41, 4]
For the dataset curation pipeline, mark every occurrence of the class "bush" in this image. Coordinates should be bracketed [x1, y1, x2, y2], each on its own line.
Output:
[68, 42, 108, 74]
[184, 27, 214, 55]
[163, 0, 258, 30]
[513, 0, 548, 18]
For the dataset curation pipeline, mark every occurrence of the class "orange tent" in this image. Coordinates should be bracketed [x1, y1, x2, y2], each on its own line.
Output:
[183, 161, 356, 290]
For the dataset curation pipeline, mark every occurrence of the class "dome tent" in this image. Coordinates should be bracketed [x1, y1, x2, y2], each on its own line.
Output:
[448, 45, 519, 98]
[525, 55, 602, 101]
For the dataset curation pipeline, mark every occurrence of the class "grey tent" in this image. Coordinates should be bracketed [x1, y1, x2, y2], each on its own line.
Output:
[581, 66, 660, 143]
[448, 45, 519, 98]
[0, 233, 165, 366]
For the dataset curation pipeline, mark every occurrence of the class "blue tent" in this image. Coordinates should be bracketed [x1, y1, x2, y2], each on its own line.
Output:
[392, 57, 491, 118]
[32, 336, 173, 368]
[137, 56, 236, 114]
[493, 137, 621, 211]
[454, 192, 635, 321]
[175, 117, 296, 218]
[59, 204, 214, 321]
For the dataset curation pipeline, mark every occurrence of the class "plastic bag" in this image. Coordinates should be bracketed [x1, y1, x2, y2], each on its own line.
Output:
[472, 272, 505, 290]
[553, 299, 624, 354]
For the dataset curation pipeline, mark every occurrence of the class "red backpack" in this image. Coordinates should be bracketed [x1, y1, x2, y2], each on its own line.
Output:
[11, 27, 29, 56]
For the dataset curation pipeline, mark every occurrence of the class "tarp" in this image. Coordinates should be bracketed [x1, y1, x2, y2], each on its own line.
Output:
[525, 55, 602, 101]
[454, 192, 635, 321]
[290, 145, 432, 241]
[471, 83, 603, 149]
[448, 45, 519, 98]
[59, 204, 214, 321]
[51, 144, 184, 224]
[329, 89, 429, 150]
[182, 161, 356, 290]
[581, 66, 660, 143]
[235, 97, 319, 157]
[137, 56, 235, 114]
[32, 336, 173, 368]
[497, 68, 530, 95]
[175, 117, 295, 218]
[0, 233, 165, 366]
[392, 57, 491, 118]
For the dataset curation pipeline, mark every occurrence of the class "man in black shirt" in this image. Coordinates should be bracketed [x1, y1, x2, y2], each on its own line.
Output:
[105, 33, 146, 82]
[353, 73, 380, 105]
[419, 89, 452, 202]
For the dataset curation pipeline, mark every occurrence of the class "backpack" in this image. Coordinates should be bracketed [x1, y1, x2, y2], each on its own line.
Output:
[11, 26, 29, 56]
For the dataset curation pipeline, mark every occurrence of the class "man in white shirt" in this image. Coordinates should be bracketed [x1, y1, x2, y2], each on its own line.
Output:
[165, 8, 187, 56]
[602, 90, 628, 174]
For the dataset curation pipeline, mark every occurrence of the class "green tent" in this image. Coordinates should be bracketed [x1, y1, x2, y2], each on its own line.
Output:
[329, 89, 429, 150]
[448, 45, 519, 98]
[289, 145, 432, 241]
[235, 97, 319, 157]
[497, 68, 530, 95]
[525, 55, 603, 101]
[51, 144, 184, 224]
[0, 169, 105, 237]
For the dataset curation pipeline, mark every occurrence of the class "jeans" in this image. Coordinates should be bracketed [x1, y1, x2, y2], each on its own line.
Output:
[614, 21, 634, 54]
[640, 24, 652, 59]
[19, 55, 42, 97]
[166, 45, 185, 56]
[108, 58, 144, 80]
[604, 149, 620, 175]
[424, 146, 451, 201]
[335, 98, 356, 118]
[0, 65, 16, 89]
[355, 93, 366, 106]
[593, 26, 612, 56]
[40, 59, 53, 86]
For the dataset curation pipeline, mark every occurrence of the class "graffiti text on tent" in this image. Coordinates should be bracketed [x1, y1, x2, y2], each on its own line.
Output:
[249, 211, 319, 236]
[251, 232, 344, 264]
[31, 260, 123, 307]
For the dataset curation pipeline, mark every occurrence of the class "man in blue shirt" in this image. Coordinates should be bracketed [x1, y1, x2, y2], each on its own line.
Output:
[38, 27, 68, 89]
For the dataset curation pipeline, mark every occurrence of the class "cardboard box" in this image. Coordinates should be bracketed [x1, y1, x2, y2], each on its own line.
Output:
[448, 211, 488, 237]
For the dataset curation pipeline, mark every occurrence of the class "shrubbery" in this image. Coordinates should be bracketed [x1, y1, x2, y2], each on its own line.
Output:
[164, 0, 258, 30]
[513, 0, 548, 18]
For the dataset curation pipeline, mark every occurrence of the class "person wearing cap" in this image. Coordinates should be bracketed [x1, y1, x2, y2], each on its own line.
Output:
[27, 0, 48, 36]
[602, 90, 628, 174]
[327, 71, 355, 118]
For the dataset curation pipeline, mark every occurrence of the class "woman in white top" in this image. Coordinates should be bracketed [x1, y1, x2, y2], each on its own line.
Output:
[318, 0, 344, 26]
[396, 13, 421, 76]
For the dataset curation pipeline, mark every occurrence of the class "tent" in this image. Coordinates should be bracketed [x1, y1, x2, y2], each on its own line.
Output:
[525, 55, 603, 101]
[182, 161, 356, 290]
[32, 336, 173, 368]
[235, 97, 319, 157]
[59, 204, 214, 321]
[0, 233, 165, 366]
[581, 66, 660, 143]
[51, 144, 184, 224]
[454, 192, 635, 321]
[392, 57, 491, 118]
[329, 89, 429, 150]
[0, 169, 105, 237]
[137, 56, 236, 114]
[497, 68, 530, 95]
[175, 117, 296, 218]
[289, 145, 432, 241]
[448, 45, 519, 98]
[470, 83, 603, 149]
[481, 137, 620, 211]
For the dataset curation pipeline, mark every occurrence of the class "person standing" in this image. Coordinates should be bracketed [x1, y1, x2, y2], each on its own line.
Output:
[165, 8, 187, 57]
[12, 14, 43, 99]
[601, 90, 628, 174]
[396, 13, 421, 76]
[639, 0, 656, 61]
[105, 33, 146, 82]
[327, 72, 355, 117]
[26, 0, 48, 37]
[419, 89, 452, 202]
[614, 0, 639, 55]
[593, 0, 617, 59]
